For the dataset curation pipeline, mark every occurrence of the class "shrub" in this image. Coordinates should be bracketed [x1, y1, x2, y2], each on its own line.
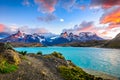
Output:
[37, 51, 42, 55]
[0, 57, 18, 73]
[58, 65, 103, 80]
[18, 51, 27, 55]
[51, 51, 65, 59]
[4, 42, 13, 50]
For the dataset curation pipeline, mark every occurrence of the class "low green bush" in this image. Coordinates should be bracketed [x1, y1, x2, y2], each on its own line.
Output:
[18, 51, 27, 55]
[51, 51, 65, 59]
[4, 42, 13, 50]
[0, 58, 18, 73]
[58, 65, 103, 80]
[37, 51, 42, 55]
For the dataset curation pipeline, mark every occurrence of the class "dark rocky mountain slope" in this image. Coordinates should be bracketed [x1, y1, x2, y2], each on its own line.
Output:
[103, 33, 120, 48]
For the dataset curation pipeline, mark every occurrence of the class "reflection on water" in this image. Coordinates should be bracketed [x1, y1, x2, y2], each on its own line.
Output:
[15, 47, 120, 77]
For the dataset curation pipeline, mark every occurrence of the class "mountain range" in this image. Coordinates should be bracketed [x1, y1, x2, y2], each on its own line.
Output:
[0, 30, 104, 46]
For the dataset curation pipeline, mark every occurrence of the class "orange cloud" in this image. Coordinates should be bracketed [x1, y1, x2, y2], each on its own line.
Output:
[101, 31, 108, 35]
[63, 21, 98, 35]
[0, 24, 5, 32]
[100, 7, 120, 38]
[78, 21, 97, 33]
[35, 0, 57, 13]
[101, 8, 120, 24]
[107, 23, 120, 30]
[79, 25, 95, 32]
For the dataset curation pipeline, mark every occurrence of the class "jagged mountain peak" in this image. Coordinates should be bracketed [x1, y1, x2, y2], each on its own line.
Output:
[0, 31, 104, 46]
[79, 32, 96, 37]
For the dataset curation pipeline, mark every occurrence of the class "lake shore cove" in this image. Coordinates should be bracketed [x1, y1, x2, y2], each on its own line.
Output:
[0, 43, 118, 80]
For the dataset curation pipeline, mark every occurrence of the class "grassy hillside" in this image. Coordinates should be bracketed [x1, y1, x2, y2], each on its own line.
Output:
[10, 42, 43, 47]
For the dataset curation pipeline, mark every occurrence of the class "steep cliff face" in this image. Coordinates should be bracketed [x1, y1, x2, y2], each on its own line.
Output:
[103, 33, 120, 48]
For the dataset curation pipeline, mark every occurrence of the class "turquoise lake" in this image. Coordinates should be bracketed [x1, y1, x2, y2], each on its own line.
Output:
[15, 47, 120, 78]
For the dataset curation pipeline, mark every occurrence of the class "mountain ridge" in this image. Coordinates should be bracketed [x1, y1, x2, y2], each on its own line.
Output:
[0, 30, 104, 46]
[102, 33, 120, 48]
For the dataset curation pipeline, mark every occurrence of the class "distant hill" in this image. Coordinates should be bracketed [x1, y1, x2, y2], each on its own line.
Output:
[56, 40, 108, 47]
[0, 32, 10, 39]
[103, 33, 120, 48]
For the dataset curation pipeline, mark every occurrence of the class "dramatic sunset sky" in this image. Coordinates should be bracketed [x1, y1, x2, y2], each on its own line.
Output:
[0, 0, 120, 39]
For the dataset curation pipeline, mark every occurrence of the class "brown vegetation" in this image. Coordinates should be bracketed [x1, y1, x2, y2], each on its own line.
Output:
[10, 42, 42, 47]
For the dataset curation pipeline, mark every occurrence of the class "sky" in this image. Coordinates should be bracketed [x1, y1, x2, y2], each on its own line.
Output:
[0, 0, 120, 39]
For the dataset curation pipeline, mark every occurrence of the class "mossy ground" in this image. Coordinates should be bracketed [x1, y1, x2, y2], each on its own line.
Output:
[0, 57, 18, 73]
[58, 65, 103, 80]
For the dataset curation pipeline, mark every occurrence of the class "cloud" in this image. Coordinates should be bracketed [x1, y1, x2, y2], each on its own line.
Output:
[22, 0, 30, 6]
[19, 26, 49, 34]
[79, 21, 93, 28]
[99, 6, 120, 38]
[23, 0, 120, 14]
[26, 0, 86, 14]
[100, 27, 120, 39]
[62, 21, 95, 34]
[0, 24, 5, 32]
[0, 24, 19, 33]
[0, 24, 49, 34]
[60, 0, 76, 11]
[37, 14, 57, 22]
[90, 0, 120, 9]
[18, 26, 49, 34]
[32, 28, 48, 33]
[62, 21, 120, 39]
[100, 7, 120, 24]
[96, 22, 120, 39]
[60, 0, 88, 11]
[107, 23, 120, 30]
[34, 0, 57, 13]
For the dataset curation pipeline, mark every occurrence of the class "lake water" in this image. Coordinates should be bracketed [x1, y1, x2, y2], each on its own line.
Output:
[15, 47, 120, 78]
